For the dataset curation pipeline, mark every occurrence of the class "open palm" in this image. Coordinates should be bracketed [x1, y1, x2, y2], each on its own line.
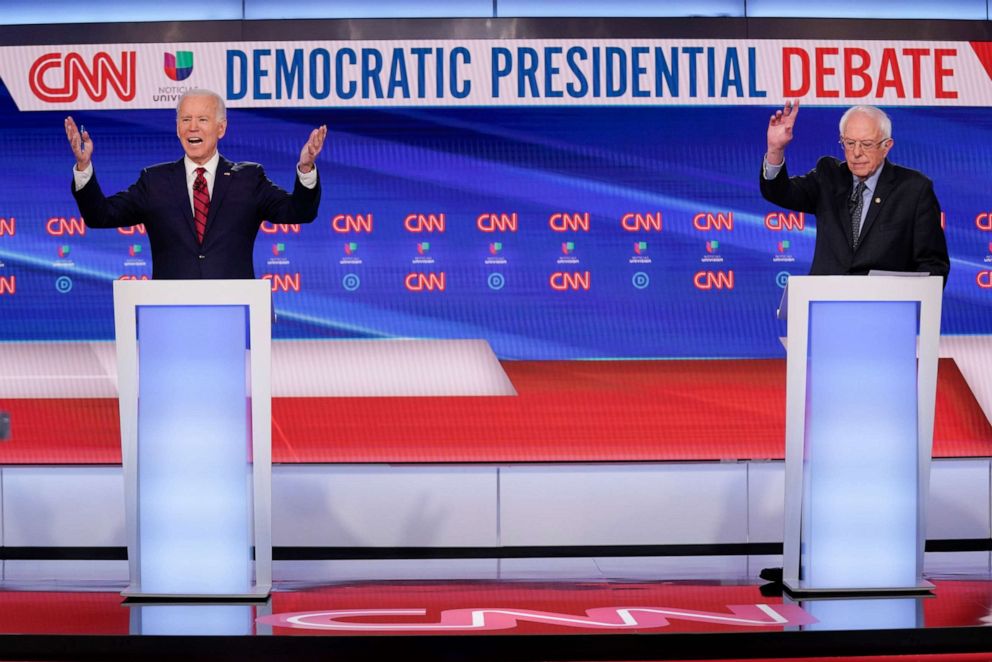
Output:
[767, 100, 799, 153]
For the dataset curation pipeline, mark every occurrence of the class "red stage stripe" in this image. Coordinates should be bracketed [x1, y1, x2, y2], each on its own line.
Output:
[0, 397, 122, 463]
[267, 358, 992, 463]
[0, 592, 127, 634]
[0, 359, 989, 464]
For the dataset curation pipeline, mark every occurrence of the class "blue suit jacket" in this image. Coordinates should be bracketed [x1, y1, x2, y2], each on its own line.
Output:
[759, 157, 949, 281]
[72, 156, 321, 279]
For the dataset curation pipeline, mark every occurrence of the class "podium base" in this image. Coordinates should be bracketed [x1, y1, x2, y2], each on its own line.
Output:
[782, 578, 934, 598]
[122, 583, 272, 602]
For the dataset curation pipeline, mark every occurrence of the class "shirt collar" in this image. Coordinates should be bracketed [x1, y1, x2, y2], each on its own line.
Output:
[184, 152, 220, 178]
[853, 162, 884, 193]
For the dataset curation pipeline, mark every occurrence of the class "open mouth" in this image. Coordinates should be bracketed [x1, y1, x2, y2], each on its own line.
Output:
[188, 137, 204, 145]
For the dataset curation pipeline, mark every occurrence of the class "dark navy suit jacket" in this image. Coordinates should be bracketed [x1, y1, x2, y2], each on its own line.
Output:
[72, 156, 320, 279]
[759, 157, 949, 280]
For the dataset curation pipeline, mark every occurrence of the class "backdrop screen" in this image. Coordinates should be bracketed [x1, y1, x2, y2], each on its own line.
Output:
[0, 37, 991, 360]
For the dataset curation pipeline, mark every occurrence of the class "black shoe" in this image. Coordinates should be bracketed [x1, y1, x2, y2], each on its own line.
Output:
[759, 566, 783, 583]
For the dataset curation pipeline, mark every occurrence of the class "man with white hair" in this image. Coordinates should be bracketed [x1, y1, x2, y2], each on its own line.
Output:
[64, 88, 327, 280]
[760, 101, 949, 281]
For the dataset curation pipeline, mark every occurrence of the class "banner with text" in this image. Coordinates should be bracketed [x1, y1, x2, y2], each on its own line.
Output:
[2, 39, 991, 110]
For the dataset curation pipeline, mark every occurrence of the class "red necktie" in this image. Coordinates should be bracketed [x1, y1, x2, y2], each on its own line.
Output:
[192, 167, 209, 243]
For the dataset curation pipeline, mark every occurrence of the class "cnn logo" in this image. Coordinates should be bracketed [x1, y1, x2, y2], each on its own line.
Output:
[549, 213, 590, 232]
[477, 213, 518, 232]
[405, 272, 446, 291]
[332, 214, 373, 233]
[263, 273, 301, 292]
[46, 217, 86, 236]
[550, 271, 591, 291]
[29, 51, 136, 103]
[694, 270, 735, 290]
[764, 212, 805, 231]
[404, 214, 446, 233]
[260, 222, 301, 234]
[693, 212, 734, 231]
[620, 213, 662, 232]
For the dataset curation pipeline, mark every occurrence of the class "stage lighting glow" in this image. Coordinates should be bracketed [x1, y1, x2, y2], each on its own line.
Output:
[802, 301, 919, 589]
[0, 0, 241, 24]
[244, 0, 492, 19]
[136, 305, 252, 595]
[747, 0, 986, 19]
[497, 0, 744, 16]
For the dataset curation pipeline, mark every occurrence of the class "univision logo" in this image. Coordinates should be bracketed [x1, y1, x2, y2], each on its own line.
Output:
[164, 51, 194, 82]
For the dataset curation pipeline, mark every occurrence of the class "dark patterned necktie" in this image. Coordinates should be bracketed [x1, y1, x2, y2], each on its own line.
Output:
[849, 180, 866, 249]
[193, 167, 209, 244]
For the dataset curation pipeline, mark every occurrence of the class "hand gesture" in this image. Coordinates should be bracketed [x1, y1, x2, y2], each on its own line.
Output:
[298, 125, 328, 174]
[766, 100, 799, 165]
[64, 116, 92, 171]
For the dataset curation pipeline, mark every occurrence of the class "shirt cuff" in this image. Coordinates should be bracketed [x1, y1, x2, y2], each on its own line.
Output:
[73, 163, 93, 191]
[297, 166, 317, 189]
[762, 156, 784, 180]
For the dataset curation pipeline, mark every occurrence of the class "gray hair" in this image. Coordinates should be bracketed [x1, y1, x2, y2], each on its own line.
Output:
[839, 105, 891, 140]
[176, 88, 227, 122]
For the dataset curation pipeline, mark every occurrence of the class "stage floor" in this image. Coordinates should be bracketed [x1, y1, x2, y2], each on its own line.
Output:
[1, 557, 990, 661]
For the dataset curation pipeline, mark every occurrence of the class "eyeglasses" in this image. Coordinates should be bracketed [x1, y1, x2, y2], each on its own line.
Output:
[839, 137, 891, 152]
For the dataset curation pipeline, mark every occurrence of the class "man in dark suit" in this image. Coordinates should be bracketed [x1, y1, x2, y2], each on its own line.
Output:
[64, 88, 327, 280]
[760, 101, 949, 281]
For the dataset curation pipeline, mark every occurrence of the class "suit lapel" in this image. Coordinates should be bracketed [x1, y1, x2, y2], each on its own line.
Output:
[172, 158, 197, 241]
[203, 157, 234, 245]
[857, 160, 893, 246]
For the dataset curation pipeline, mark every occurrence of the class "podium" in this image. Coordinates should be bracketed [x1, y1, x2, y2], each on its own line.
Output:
[778, 275, 942, 595]
[113, 280, 272, 599]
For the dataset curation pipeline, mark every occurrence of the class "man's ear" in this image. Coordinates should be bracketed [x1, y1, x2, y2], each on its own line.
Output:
[218, 120, 227, 140]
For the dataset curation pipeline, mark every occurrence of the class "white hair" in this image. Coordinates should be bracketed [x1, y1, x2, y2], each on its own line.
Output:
[176, 88, 226, 122]
[839, 105, 891, 140]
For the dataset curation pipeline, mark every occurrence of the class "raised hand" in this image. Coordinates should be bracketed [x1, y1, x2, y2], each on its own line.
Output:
[766, 100, 799, 165]
[64, 116, 92, 171]
[298, 125, 328, 173]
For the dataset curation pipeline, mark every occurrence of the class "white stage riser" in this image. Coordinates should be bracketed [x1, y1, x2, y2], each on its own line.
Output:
[1, 459, 988, 549]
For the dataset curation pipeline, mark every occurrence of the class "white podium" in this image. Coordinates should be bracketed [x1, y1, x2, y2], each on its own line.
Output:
[113, 280, 272, 599]
[778, 275, 942, 595]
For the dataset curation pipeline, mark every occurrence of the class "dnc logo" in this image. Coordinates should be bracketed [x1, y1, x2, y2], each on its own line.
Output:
[164, 51, 194, 82]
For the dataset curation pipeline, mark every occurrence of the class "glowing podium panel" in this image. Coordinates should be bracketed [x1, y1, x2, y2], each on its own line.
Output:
[114, 280, 271, 599]
[779, 275, 942, 595]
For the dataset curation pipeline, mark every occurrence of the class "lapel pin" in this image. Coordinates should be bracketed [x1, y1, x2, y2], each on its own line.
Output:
[224, 172, 231, 176]
[874, 197, 881, 204]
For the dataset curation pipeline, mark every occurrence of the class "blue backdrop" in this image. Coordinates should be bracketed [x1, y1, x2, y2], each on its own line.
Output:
[0, 82, 988, 358]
